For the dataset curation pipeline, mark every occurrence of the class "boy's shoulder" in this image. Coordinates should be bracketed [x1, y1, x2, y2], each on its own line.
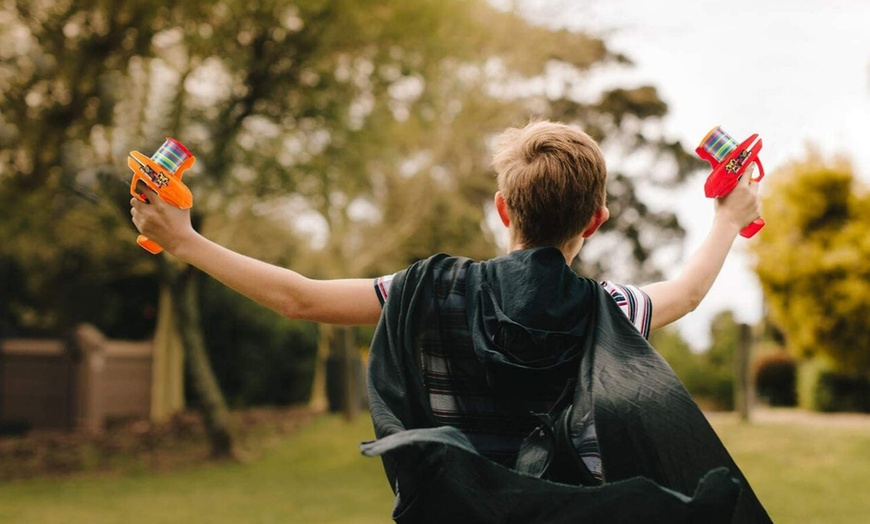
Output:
[375, 253, 473, 306]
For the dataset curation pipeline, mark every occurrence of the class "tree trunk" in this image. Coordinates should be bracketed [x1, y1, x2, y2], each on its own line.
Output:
[313, 323, 360, 419]
[307, 323, 330, 413]
[160, 259, 235, 459]
[340, 326, 359, 421]
[735, 323, 753, 423]
[150, 286, 185, 422]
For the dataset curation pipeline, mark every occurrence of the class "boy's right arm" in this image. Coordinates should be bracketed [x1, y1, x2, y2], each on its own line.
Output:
[641, 166, 761, 331]
[130, 187, 383, 326]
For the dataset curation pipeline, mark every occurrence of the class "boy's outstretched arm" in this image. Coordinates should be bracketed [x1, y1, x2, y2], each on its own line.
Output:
[641, 166, 761, 331]
[130, 187, 383, 326]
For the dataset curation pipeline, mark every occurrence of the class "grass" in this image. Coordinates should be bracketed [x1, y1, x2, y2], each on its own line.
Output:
[0, 414, 394, 524]
[709, 410, 870, 523]
[1, 409, 869, 523]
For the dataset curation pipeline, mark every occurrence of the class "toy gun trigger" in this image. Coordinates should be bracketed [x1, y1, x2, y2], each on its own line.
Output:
[131, 178, 153, 204]
[127, 156, 148, 202]
[127, 153, 157, 203]
[127, 153, 166, 254]
[753, 160, 765, 182]
[736, 135, 765, 184]
[747, 138, 765, 183]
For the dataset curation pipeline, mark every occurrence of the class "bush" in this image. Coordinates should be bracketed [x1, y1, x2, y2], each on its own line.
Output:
[198, 277, 318, 408]
[650, 327, 733, 411]
[754, 352, 797, 407]
[814, 371, 870, 413]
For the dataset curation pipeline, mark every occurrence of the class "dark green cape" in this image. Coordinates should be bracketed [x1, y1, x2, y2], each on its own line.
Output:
[362, 250, 771, 523]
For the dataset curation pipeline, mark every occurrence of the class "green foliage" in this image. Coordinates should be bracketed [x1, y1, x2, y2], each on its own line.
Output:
[699, 311, 740, 410]
[198, 277, 318, 408]
[1, 0, 694, 287]
[814, 371, 870, 413]
[649, 326, 698, 384]
[649, 314, 738, 411]
[653, 327, 727, 409]
[752, 153, 870, 374]
[0, 253, 159, 339]
[0, 0, 165, 335]
[796, 352, 870, 413]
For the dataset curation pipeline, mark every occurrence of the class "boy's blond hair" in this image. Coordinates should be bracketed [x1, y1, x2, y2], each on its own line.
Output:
[492, 120, 608, 249]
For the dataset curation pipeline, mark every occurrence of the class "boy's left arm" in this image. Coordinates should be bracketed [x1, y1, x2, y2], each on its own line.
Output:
[641, 167, 760, 330]
[130, 185, 383, 326]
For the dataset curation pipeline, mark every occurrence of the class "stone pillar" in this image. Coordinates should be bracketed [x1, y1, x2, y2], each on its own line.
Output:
[73, 324, 107, 434]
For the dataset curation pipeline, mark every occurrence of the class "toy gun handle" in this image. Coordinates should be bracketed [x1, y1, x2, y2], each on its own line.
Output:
[130, 187, 167, 254]
[741, 217, 765, 238]
[137, 235, 164, 254]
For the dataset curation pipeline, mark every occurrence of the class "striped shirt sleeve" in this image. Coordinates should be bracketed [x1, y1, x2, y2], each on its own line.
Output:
[373, 274, 652, 339]
[374, 273, 396, 307]
[598, 281, 652, 339]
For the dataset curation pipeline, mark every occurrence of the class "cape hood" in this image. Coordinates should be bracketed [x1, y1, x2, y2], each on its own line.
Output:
[465, 247, 598, 396]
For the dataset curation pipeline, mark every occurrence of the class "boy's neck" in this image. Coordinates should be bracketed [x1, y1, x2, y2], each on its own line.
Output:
[507, 235, 583, 265]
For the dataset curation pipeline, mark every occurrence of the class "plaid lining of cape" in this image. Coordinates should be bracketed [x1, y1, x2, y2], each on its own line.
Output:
[374, 269, 652, 480]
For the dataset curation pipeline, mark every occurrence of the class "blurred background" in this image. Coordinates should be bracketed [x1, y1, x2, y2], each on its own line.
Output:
[1, 0, 868, 522]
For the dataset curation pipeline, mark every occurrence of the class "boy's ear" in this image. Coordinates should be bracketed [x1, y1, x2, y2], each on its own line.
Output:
[494, 191, 511, 227]
[582, 206, 610, 238]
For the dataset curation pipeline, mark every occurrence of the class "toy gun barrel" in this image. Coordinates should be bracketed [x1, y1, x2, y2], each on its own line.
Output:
[696, 126, 765, 238]
[129, 138, 195, 254]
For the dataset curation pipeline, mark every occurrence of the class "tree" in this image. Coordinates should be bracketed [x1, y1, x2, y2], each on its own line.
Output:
[752, 151, 870, 375]
[0, 0, 161, 336]
[1, 0, 700, 454]
[0, 0, 239, 456]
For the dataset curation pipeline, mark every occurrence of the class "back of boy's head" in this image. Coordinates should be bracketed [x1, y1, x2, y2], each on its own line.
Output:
[492, 120, 608, 249]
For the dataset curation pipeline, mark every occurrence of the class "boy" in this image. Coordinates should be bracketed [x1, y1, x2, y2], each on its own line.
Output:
[131, 120, 767, 522]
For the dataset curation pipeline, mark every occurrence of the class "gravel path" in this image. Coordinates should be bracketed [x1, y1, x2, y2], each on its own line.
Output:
[707, 407, 870, 428]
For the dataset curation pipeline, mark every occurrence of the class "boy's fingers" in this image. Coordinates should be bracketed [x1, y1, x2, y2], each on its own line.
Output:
[132, 183, 161, 205]
[130, 196, 147, 210]
[737, 165, 760, 195]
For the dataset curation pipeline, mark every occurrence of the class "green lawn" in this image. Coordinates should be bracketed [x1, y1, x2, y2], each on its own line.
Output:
[709, 411, 870, 523]
[0, 415, 394, 524]
[1, 410, 869, 523]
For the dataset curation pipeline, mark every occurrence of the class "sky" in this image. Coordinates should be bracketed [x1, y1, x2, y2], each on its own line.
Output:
[521, 0, 870, 347]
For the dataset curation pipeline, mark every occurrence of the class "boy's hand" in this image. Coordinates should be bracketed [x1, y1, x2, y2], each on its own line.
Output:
[714, 164, 761, 232]
[130, 187, 196, 254]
